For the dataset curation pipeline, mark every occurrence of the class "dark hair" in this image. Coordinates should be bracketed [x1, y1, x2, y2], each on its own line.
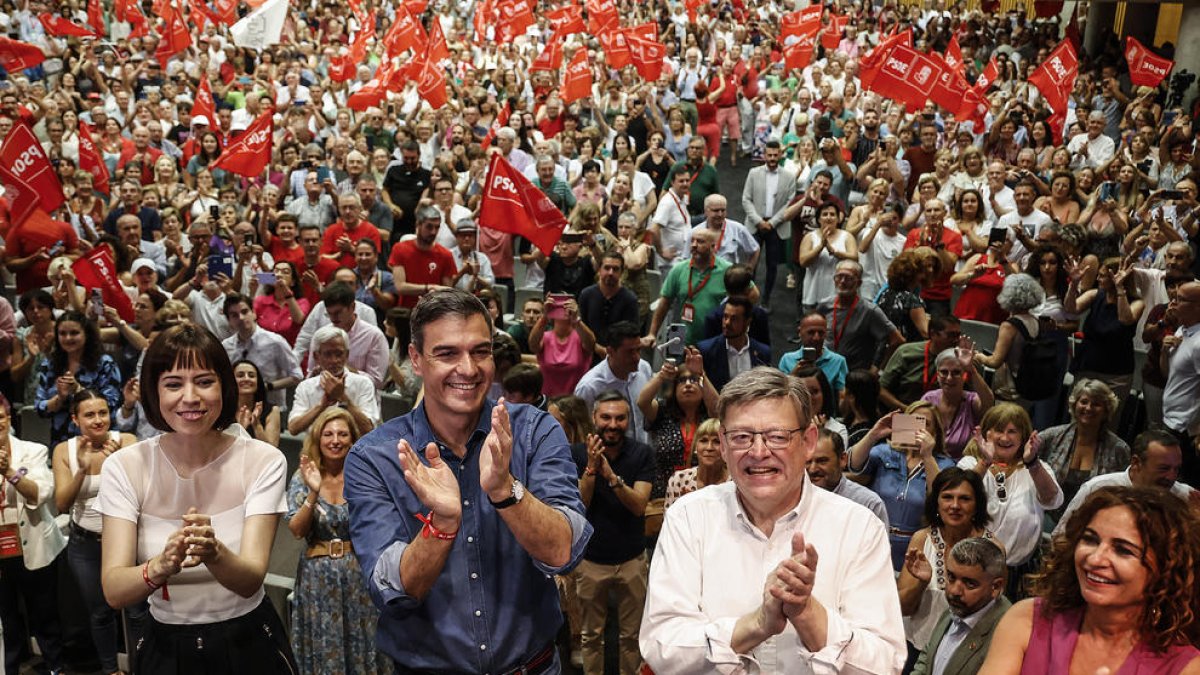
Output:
[593, 389, 631, 411]
[550, 394, 592, 444]
[502, 363, 543, 398]
[724, 296, 753, 318]
[723, 264, 754, 296]
[790, 365, 837, 419]
[1131, 429, 1181, 462]
[925, 467, 991, 530]
[928, 314, 961, 335]
[18, 288, 54, 314]
[814, 169, 835, 183]
[140, 323, 238, 432]
[817, 200, 842, 219]
[411, 288, 493, 352]
[232, 359, 267, 405]
[51, 310, 104, 375]
[765, 139, 782, 151]
[69, 388, 109, 416]
[1033, 486, 1200, 652]
[491, 331, 521, 372]
[386, 307, 413, 351]
[581, 159, 601, 175]
[606, 320, 641, 349]
[1024, 244, 1069, 299]
[818, 427, 845, 455]
[222, 292, 251, 318]
[273, 260, 302, 296]
[843, 369, 880, 422]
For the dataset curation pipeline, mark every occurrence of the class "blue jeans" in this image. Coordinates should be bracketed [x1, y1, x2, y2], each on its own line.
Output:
[67, 526, 147, 672]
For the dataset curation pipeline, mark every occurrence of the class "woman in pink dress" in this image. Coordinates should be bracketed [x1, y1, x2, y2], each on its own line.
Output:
[530, 296, 596, 397]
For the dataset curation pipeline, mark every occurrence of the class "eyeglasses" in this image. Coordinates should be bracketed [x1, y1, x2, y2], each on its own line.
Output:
[722, 428, 803, 450]
[994, 470, 1007, 501]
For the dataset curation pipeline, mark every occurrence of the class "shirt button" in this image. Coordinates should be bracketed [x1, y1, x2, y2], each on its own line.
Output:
[480, 644, 487, 651]
[467, 536, 474, 543]
[475, 610, 482, 617]
[471, 572, 478, 579]
[463, 499, 470, 506]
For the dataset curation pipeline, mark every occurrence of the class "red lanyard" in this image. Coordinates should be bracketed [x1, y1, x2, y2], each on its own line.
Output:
[678, 421, 697, 469]
[831, 295, 858, 350]
[922, 342, 934, 391]
[713, 225, 726, 251]
[671, 191, 688, 222]
[687, 262, 713, 300]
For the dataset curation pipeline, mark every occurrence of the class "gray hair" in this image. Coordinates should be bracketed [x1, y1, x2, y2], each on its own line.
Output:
[949, 537, 1007, 579]
[1068, 378, 1119, 425]
[410, 288, 493, 351]
[835, 260, 864, 277]
[703, 194, 727, 209]
[535, 154, 555, 168]
[717, 367, 812, 429]
[997, 273, 1045, 313]
[311, 325, 349, 354]
[497, 127, 517, 141]
[414, 204, 441, 223]
[934, 347, 962, 369]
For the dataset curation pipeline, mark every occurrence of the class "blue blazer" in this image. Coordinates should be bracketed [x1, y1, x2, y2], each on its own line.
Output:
[698, 335, 772, 391]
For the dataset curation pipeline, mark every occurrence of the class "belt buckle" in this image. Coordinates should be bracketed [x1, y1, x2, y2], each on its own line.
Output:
[328, 538, 347, 559]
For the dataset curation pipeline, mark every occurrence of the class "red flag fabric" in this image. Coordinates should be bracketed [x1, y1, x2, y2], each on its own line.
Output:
[427, 18, 450, 64]
[945, 35, 965, 76]
[125, 1, 149, 37]
[73, 246, 135, 323]
[214, 0, 237, 24]
[1125, 36, 1173, 89]
[37, 13, 97, 37]
[781, 5, 822, 39]
[545, 4, 584, 35]
[115, 0, 128, 22]
[0, 122, 65, 227]
[87, 0, 104, 37]
[865, 44, 944, 112]
[347, 79, 385, 110]
[479, 154, 569, 255]
[154, 3, 191, 69]
[1035, 0, 1063, 18]
[383, 6, 424, 56]
[598, 28, 631, 69]
[481, 101, 510, 151]
[859, 27, 912, 89]
[495, 0, 534, 43]
[529, 37, 563, 73]
[415, 57, 448, 109]
[930, 55, 970, 114]
[684, 0, 702, 22]
[974, 56, 998, 93]
[628, 36, 665, 82]
[585, 0, 617, 35]
[1064, 4, 1081, 52]
[76, 122, 109, 195]
[626, 21, 658, 42]
[820, 15, 848, 50]
[0, 37, 46, 72]
[1027, 40, 1077, 114]
[209, 111, 273, 176]
[958, 86, 990, 129]
[191, 76, 216, 126]
[560, 49, 592, 104]
[783, 33, 817, 71]
[402, 0, 427, 16]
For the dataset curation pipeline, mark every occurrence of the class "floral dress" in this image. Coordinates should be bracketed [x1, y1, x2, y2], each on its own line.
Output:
[286, 474, 390, 675]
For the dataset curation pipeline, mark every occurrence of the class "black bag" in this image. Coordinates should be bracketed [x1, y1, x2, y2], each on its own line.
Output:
[1008, 317, 1060, 401]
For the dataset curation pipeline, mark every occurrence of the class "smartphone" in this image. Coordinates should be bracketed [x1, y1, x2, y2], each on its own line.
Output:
[47, 239, 64, 257]
[1163, 110, 1179, 127]
[801, 346, 818, 363]
[256, 272, 277, 286]
[206, 253, 233, 279]
[209, 205, 220, 220]
[891, 413, 925, 448]
[545, 293, 571, 320]
[243, 231, 256, 246]
[88, 289, 104, 320]
[316, 166, 333, 183]
[1161, 190, 1185, 200]
[1099, 181, 1117, 201]
[665, 323, 688, 363]
[988, 228, 1008, 248]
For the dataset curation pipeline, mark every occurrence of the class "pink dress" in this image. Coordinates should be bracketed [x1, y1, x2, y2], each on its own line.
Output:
[1021, 598, 1199, 675]
[537, 330, 591, 396]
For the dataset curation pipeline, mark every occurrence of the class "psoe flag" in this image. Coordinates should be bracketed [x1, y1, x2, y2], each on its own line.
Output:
[231, 0, 288, 50]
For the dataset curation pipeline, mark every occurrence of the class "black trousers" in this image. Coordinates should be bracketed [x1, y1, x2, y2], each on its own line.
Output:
[0, 554, 64, 675]
[133, 597, 297, 675]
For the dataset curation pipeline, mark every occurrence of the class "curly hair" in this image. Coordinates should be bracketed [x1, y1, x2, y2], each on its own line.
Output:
[1024, 245, 1069, 299]
[1032, 486, 1200, 652]
[997, 273, 1045, 314]
[886, 249, 925, 290]
[1067, 378, 1119, 428]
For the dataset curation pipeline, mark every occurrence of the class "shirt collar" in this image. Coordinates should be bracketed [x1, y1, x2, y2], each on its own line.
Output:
[726, 339, 750, 356]
[958, 598, 999, 630]
[411, 398, 492, 457]
[729, 472, 813, 538]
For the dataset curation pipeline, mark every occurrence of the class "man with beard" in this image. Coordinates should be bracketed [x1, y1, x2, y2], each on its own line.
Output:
[851, 109, 883, 167]
[578, 252, 639, 354]
[382, 140, 432, 237]
[698, 297, 770, 391]
[911, 538, 1009, 675]
[647, 227, 729, 347]
[389, 205, 458, 309]
[570, 391, 654, 675]
[742, 140, 797, 309]
[805, 429, 888, 527]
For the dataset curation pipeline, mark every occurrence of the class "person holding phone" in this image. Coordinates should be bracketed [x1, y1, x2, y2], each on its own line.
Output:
[531, 295, 596, 397]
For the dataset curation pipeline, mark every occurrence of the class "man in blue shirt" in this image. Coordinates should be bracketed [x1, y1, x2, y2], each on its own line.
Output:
[345, 288, 592, 673]
[779, 312, 849, 396]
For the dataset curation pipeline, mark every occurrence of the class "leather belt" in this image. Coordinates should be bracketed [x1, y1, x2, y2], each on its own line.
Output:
[306, 538, 353, 559]
[499, 643, 555, 675]
[889, 526, 917, 537]
[70, 521, 101, 541]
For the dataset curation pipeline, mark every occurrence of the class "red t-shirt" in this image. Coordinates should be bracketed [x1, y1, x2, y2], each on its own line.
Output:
[9, 213, 79, 294]
[298, 256, 340, 305]
[904, 225, 963, 302]
[117, 145, 165, 185]
[538, 114, 565, 140]
[388, 241, 457, 308]
[711, 73, 739, 107]
[320, 219, 382, 268]
[268, 240, 305, 270]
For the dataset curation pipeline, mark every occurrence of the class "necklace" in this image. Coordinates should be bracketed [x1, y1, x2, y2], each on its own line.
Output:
[930, 526, 994, 589]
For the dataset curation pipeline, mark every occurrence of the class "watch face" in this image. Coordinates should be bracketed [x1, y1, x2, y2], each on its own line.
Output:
[513, 479, 526, 502]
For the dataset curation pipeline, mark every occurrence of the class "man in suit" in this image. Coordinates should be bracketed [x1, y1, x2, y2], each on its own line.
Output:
[698, 297, 770, 391]
[912, 538, 1011, 675]
[741, 139, 798, 310]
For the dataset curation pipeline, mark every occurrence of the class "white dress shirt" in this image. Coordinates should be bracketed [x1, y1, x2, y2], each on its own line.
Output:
[222, 327, 303, 407]
[640, 477, 906, 674]
[290, 369, 380, 429]
[686, 220, 760, 266]
[725, 339, 752, 382]
[764, 169, 781, 219]
[1054, 469, 1195, 538]
[1067, 132, 1116, 170]
[651, 190, 692, 271]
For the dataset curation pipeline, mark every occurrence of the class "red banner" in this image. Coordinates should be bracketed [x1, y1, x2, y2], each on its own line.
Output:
[481, 101, 510, 151]
[479, 154, 569, 255]
[37, 13, 97, 37]
[126, 1, 149, 38]
[0, 122, 65, 227]
[495, 0, 534, 42]
[1125, 36, 1173, 89]
[545, 4, 584, 35]
[859, 27, 912, 90]
[416, 57, 448, 109]
[529, 37, 563, 73]
[945, 35, 965, 76]
[628, 36, 665, 82]
[209, 111, 273, 176]
[1027, 40, 1077, 113]
[821, 15, 848, 50]
[585, 0, 617, 34]
[560, 49, 592, 104]
[76, 121, 109, 195]
[599, 28, 631, 69]
[87, 0, 105, 38]
[383, 6, 425, 56]
[427, 18, 450, 64]
[974, 56, 998, 93]
[154, 3, 191, 69]
[865, 44, 944, 112]
[930, 55, 970, 114]
[0, 37, 45, 72]
[783, 33, 817, 72]
[781, 5, 822, 39]
[191, 76, 216, 126]
[72, 246, 135, 323]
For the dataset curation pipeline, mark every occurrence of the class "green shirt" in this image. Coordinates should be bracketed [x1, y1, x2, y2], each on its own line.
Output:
[665, 161, 720, 217]
[879, 340, 935, 406]
[660, 257, 730, 345]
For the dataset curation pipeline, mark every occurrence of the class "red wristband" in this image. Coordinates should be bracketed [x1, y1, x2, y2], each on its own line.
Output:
[143, 559, 170, 601]
[416, 511, 458, 541]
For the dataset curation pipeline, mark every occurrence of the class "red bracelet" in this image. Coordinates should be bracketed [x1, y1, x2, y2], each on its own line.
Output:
[142, 559, 170, 601]
[415, 511, 458, 541]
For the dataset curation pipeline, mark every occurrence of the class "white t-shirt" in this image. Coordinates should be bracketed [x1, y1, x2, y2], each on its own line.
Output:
[859, 227, 906, 301]
[996, 209, 1053, 265]
[97, 433, 287, 624]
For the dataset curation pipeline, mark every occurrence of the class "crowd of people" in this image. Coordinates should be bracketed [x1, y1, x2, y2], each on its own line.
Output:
[0, 0, 1197, 673]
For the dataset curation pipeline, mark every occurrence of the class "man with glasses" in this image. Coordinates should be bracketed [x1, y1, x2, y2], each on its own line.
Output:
[285, 170, 337, 230]
[320, 194, 382, 268]
[879, 316, 965, 410]
[822, 261, 904, 371]
[641, 367, 904, 674]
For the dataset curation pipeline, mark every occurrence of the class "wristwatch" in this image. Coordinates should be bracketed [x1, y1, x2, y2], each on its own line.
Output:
[489, 479, 526, 510]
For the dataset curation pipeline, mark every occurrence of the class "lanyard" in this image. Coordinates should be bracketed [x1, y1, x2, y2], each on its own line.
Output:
[679, 420, 697, 470]
[712, 225, 726, 252]
[670, 190, 688, 223]
[687, 262, 713, 301]
[831, 295, 858, 350]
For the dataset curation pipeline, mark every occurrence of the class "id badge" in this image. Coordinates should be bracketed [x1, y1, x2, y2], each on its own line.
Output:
[0, 523, 22, 559]
[681, 303, 695, 323]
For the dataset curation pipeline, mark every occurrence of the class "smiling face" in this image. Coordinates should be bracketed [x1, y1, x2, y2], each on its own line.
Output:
[938, 480, 978, 529]
[57, 320, 86, 355]
[319, 417, 354, 464]
[157, 364, 223, 434]
[695, 432, 722, 468]
[410, 314, 495, 420]
[985, 421, 1026, 463]
[720, 397, 815, 520]
[1074, 506, 1150, 610]
[593, 399, 630, 448]
[233, 362, 259, 397]
[805, 435, 842, 490]
[72, 396, 111, 440]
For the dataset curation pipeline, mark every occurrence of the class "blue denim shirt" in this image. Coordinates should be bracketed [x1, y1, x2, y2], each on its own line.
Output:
[858, 443, 955, 571]
[344, 399, 592, 673]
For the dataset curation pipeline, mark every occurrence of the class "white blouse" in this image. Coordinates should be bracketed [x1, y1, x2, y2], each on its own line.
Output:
[957, 456, 1062, 565]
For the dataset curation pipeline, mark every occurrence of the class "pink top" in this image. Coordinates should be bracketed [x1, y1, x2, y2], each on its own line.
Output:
[1021, 598, 1199, 675]
[254, 294, 311, 346]
[537, 329, 591, 397]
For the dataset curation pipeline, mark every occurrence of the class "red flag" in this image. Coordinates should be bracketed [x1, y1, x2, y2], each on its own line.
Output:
[1125, 36, 1173, 89]
[209, 111, 273, 176]
[781, 5, 822, 39]
[38, 13, 97, 37]
[114, 0, 128, 21]
[1035, 0, 1063, 18]
[585, 0, 618, 35]
[402, 0, 427, 15]
[154, 3, 191, 69]
[628, 36, 665, 82]
[783, 33, 817, 71]
[958, 86, 990, 129]
[684, 0, 702, 22]
[945, 35, 965, 76]
[0, 37, 46, 72]
[865, 44, 944, 112]
[329, 54, 358, 82]
[974, 56, 998, 93]
[598, 28, 631, 69]
[415, 57, 448, 109]
[820, 14, 848, 51]
[479, 154, 568, 255]
[72, 246, 135, 323]
[214, 0, 237, 24]
[191, 75, 216, 126]
[76, 122, 109, 195]
[125, 1, 149, 38]
[930, 55, 970, 114]
[859, 27, 912, 89]
[1027, 40, 1077, 114]
[529, 36, 563, 73]
[347, 79, 385, 110]
[427, 18, 450, 64]
[495, 0, 534, 43]
[546, 4, 584, 35]
[626, 21, 658, 42]
[87, 0, 105, 37]
[383, 5, 425, 56]
[1064, 4, 1081, 52]
[560, 49, 592, 104]
[0, 122, 65, 227]
[481, 101, 510, 151]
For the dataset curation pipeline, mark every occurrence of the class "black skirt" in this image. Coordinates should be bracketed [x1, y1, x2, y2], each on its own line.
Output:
[133, 596, 298, 675]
